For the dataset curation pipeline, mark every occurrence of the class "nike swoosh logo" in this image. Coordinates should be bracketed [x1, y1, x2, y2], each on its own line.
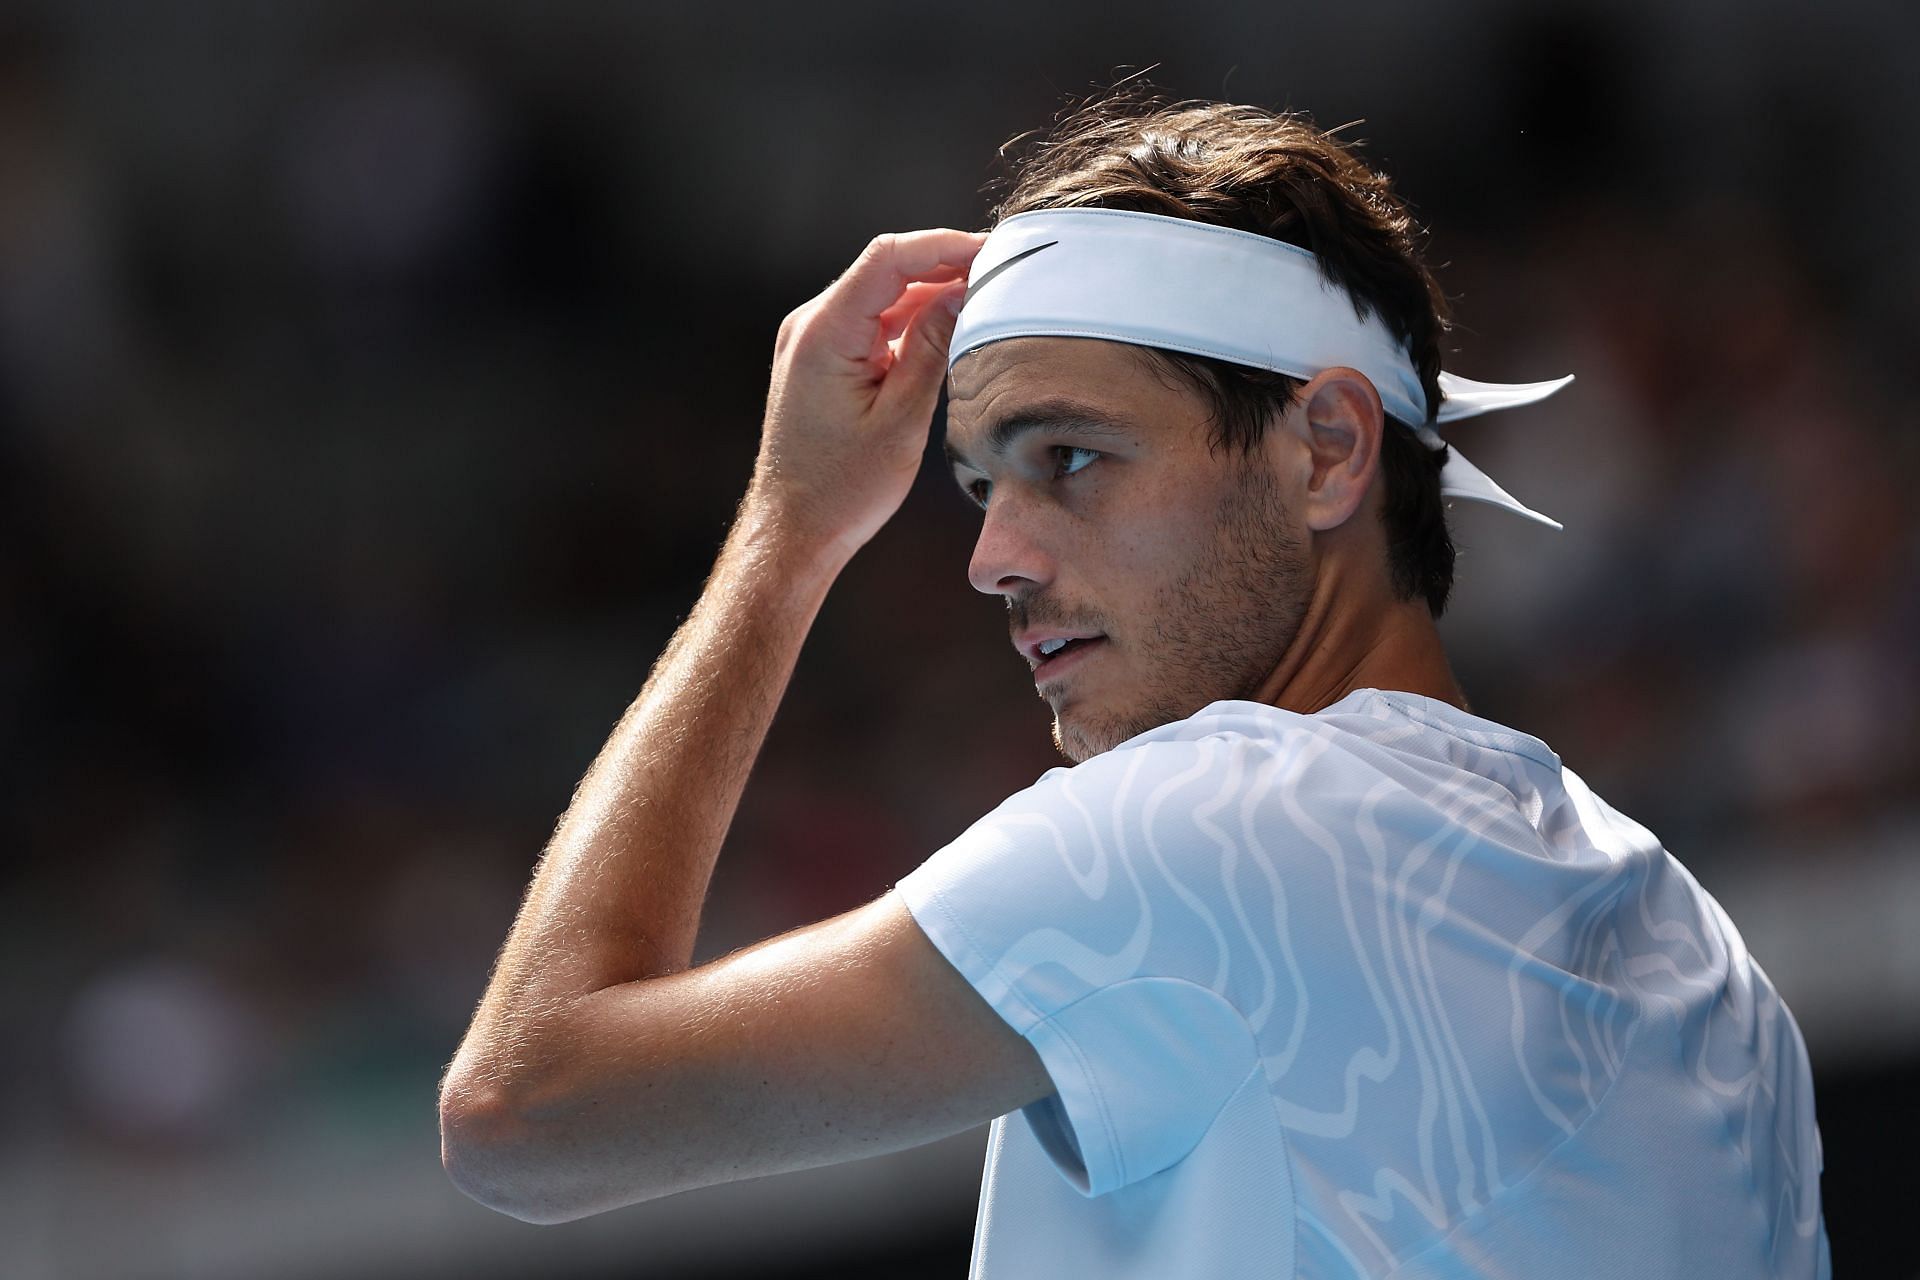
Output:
[963, 240, 1059, 306]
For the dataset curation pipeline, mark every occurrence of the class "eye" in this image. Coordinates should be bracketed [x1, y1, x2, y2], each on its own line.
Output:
[960, 446, 1099, 512]
[1053, 445, 1099, 477]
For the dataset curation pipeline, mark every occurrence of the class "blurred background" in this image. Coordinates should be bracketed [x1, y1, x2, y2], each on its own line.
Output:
[4, 1, 1915, 1276]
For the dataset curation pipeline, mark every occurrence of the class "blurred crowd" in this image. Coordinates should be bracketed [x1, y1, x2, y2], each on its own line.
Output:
[2, 4, 1913, 1275]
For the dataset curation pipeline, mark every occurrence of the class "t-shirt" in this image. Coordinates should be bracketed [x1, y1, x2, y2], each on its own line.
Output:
[895, 689, 1830, 1279]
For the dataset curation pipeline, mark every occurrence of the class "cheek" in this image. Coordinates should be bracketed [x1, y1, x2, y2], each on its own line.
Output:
[1069, 467, 1233, 618]
[1097, 502, 1220, 589]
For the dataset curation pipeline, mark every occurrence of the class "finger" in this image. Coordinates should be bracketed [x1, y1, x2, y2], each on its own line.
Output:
[871, 278, 968, 366]
[873, 279, 966, 423]
[830, 229, 985, 325]
[878, 281, 957, 343]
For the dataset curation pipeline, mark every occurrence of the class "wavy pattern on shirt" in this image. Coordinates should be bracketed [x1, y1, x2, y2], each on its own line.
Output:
[910, 692, 1825, 1277]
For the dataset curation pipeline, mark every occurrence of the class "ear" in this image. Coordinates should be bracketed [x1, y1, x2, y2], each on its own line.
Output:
[1295, 366, 1385, 533]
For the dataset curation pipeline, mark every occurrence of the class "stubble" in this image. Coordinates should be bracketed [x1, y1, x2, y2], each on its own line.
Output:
[1051, 462, 1311, 762]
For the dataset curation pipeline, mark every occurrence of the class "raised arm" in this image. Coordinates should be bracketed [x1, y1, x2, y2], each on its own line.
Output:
[437, 230, 1052, 1225]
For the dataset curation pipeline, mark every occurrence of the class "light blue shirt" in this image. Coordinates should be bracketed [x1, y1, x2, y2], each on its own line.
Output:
[897, 689, 1829, 1278]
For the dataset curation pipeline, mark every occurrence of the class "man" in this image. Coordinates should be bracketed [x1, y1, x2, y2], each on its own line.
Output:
[439, 96, 1830, 1277]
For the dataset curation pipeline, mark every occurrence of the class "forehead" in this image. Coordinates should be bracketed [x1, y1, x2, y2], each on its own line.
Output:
[945, 336, 1201, 445]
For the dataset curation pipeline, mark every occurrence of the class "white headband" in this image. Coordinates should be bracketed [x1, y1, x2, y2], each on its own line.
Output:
[947, 208, 1574, 529]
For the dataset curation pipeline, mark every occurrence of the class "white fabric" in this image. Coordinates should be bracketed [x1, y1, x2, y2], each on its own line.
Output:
[947, 208, 1573, 529]
[895, 690, 1829, 1279]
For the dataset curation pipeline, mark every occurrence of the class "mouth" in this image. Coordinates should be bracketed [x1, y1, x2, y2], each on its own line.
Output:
[1032, 635, 1107, 685]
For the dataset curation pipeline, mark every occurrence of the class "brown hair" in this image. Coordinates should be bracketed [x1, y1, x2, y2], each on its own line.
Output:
[987, 87, 1458, 616]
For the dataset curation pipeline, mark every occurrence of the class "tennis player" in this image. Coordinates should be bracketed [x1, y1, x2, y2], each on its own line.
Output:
[440, 96, 1830, 1277]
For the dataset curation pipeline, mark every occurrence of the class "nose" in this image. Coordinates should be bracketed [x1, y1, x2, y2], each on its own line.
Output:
[967, 494, 1056, 597]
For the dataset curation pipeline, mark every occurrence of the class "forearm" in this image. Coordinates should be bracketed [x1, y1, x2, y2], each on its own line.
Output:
[438, 229, 977, 1201]
[447, 500, 843, 1101]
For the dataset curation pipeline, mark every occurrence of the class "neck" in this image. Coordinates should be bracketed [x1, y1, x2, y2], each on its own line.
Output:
[1252, 558, 1466, 717]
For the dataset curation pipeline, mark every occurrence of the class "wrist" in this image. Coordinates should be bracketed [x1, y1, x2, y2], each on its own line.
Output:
[723, 493, 854, 601]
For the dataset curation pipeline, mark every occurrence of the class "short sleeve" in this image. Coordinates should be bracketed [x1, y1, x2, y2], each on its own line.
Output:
[895, 734, 1260, 1197]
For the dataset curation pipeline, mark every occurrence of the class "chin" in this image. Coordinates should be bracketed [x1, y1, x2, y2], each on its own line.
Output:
[1050, 717, 1101, 765]
[1048, 699, 1173, 765]
[1049, 673, 1241, 762]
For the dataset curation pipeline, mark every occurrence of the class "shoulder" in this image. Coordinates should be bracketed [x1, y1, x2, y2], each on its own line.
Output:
[895, 701, 1350, 988]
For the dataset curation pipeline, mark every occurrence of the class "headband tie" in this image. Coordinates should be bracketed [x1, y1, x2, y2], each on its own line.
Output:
[947, 208, 1573, 529]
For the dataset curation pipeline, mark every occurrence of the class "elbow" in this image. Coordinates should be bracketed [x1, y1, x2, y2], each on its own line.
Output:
[439, 1079, 584, 1226]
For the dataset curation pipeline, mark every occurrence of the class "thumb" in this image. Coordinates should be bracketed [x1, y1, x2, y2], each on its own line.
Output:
[874, 282, 964, 420]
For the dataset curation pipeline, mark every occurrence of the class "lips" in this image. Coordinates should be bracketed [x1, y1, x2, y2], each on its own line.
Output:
[1015, 628, 1106, 666]
[1032, 635, 1106, 683]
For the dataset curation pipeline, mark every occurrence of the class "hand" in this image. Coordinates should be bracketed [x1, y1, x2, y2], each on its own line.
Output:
[744, 228, 985, 565]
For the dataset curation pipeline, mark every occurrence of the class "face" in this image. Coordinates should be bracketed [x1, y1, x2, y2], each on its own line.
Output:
[945, 337, 1313, 763]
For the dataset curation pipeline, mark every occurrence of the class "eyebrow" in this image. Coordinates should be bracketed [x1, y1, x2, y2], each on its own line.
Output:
[943, 398, 1136, 475]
